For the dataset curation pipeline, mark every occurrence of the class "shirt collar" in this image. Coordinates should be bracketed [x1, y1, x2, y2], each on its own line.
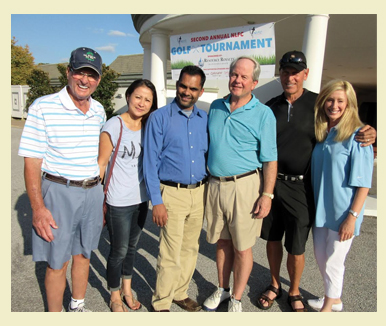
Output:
[170, 98, 203, 118]
[59, 87, 92, 111]
[224, 93, 258, 112]
[281, 88, 309, 102]
[59, 87, 97, 117]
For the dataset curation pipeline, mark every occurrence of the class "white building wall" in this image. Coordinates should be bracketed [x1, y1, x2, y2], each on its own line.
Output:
[11, 85, 29, 119]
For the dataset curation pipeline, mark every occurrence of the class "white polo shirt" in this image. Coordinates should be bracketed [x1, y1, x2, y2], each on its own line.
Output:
[18, 87, 106, 180]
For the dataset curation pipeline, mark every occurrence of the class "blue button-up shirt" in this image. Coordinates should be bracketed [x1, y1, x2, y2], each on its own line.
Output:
[143, 99, 208, 206]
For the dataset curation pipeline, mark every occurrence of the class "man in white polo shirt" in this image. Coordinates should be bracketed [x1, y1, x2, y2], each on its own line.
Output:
[18, 47, 106, 312]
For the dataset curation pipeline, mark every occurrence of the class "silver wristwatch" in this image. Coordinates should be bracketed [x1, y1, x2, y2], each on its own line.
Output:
[262, 192, 274, 199]
[349, 209, 358, 218]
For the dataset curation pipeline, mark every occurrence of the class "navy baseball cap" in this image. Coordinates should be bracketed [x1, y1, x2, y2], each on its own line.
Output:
[69, 47, 102, 75]
[279, 51, 307, 71]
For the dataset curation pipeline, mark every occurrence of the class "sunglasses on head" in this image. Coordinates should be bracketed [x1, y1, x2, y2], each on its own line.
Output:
[280, 57, 305, 64]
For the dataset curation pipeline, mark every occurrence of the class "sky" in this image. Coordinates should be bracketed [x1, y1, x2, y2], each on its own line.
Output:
[11, 14, 144, 66]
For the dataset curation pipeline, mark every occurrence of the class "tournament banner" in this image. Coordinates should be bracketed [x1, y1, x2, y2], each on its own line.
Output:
[170, 23, 275, 80]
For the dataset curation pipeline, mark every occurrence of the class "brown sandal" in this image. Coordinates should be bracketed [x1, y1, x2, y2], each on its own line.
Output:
[287, 295, 307, 312]
[109, 300, 128, 312]
[256, 284, 283, 310]
[120, 290, 142, 310]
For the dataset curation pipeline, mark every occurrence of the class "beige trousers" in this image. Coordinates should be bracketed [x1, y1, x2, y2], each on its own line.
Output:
[151, 183, 206, 310]
[205, 171, 263, 251]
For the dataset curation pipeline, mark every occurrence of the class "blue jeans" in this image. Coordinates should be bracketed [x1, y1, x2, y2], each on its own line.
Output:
[105, 201, 148, 291]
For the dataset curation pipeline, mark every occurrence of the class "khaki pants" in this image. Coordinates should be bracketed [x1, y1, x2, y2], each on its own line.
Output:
[205, 171, 263, 251]
[152, 183, 206, 310]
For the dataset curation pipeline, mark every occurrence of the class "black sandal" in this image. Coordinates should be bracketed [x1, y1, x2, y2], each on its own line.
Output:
[256, 284, 283, 310]
[287, 294, 307, 312]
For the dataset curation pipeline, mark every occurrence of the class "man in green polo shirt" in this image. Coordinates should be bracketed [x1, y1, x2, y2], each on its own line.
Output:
[203, 56, 278, 312]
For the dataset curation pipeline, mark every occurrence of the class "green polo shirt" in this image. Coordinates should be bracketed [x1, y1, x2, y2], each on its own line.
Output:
[208, 94, 277, 177]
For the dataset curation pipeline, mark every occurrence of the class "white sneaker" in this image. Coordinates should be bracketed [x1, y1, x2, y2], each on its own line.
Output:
[228, 296, 242, 312]
[68, 302, 92, 312]
[307, 297, 343, 311]
[203, 287, 231, 311]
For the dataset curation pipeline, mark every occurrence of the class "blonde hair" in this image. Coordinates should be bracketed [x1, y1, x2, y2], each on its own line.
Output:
[314, 80, 363, 142]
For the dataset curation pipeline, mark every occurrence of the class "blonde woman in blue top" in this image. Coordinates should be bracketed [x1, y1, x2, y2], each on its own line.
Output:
[310, 80, 373, 312]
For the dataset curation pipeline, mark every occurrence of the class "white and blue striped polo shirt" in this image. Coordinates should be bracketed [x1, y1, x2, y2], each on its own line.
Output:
[18, 87, 106, 180]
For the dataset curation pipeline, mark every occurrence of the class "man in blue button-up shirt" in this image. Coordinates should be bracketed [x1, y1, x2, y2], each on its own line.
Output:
[143, 66, 208, 312]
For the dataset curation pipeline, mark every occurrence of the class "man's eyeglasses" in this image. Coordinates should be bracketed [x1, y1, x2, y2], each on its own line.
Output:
[70, 68, 99, 82]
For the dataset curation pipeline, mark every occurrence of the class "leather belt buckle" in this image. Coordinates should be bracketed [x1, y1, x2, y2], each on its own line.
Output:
[82, 177, 97, 189]
[82, 178, 90, 189]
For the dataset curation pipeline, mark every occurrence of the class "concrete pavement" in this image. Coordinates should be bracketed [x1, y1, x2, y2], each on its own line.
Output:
[11, 124, 377, 312]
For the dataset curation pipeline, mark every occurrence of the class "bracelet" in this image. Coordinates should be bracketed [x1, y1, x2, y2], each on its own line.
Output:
[262, 192, 274, 199]
[349, 209, 358, 218]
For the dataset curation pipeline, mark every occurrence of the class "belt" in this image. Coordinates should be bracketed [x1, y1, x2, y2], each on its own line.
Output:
[211, 169, 258, 182]
[277, 172, 304, 182]
[160, 177, 208, 189]
[43, 173, 100, 189]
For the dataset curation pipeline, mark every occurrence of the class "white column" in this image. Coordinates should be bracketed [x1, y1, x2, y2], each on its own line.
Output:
[142, 43, 151, 80]
[149, 28, 169, 107]
[302, 14, 330, 93]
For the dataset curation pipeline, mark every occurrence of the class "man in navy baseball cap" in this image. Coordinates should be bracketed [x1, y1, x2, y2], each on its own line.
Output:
[279, 50, 307, 71]
[19, 45, 106, 312]
[69, 47, 102, 76]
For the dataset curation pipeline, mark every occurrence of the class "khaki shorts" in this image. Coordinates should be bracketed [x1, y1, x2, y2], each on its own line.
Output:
[205, 170, 263, 251]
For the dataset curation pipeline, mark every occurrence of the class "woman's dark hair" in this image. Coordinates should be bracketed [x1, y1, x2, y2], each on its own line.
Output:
[125, 79, 158, 125]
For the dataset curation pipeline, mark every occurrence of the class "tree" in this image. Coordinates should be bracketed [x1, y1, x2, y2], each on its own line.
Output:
[25, 69, 58, 108]
[92, 64, 120, 120]
[11, 37, 35, 85]
[57, 63, 68, 87]
[57, 63, 120, 120]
